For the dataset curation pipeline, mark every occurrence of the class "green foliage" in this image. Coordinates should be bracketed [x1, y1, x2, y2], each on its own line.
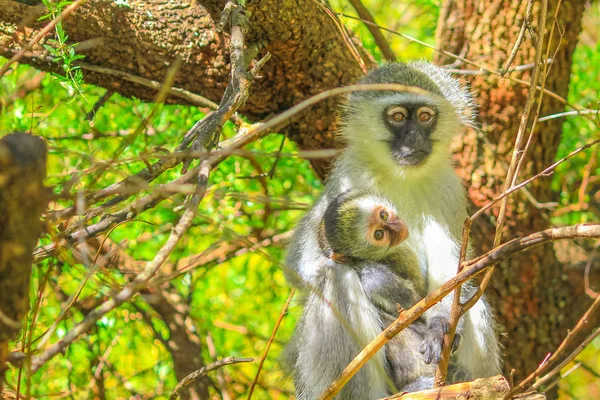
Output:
[40, 0, 86, 97]
[329, 0, 440, 62]
[551, 7, 600, 226]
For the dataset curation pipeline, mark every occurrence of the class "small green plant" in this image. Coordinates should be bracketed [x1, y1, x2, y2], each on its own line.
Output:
[40, 0, 86, 98]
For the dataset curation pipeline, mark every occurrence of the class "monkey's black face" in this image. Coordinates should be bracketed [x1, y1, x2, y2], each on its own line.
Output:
[382, 103, 438, 166]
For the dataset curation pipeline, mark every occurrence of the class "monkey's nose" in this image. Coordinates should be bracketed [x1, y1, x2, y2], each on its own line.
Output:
[386, 220, 409, 247]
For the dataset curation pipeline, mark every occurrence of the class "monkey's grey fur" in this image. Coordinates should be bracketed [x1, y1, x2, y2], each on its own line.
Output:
[284, 62, 502, 399]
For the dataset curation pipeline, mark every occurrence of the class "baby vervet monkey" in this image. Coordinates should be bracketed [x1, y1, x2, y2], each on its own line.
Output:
[285, 62, 501, 399]
[320, 190, 437, 393]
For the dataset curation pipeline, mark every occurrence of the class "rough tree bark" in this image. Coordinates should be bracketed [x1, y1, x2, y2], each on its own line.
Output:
[434, 0, 591, 382]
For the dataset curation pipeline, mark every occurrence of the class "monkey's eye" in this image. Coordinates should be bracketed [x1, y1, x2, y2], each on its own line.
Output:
[373, 230, 385, 241]
[417, 107, 435, 124]
[387, 107, 407, 123]
[379, 210, 388, 221]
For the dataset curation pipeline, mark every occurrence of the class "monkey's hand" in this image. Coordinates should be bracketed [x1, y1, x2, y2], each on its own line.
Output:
[419, 317, 461, 364]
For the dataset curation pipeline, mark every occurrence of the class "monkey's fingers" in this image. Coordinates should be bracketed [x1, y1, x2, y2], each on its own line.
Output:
[420, 316, 451, 364]
[419, 339, 443, 364]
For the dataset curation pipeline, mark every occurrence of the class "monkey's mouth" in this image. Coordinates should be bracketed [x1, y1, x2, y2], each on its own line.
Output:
[389, 147, 430, 166]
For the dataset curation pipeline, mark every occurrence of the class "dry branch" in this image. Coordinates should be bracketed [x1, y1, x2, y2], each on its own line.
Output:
[32, 83, 434, 263]
[29, 161, 211, 372]
[169, 357, 253, 400]
[509, 295, 600, 397]
[247, 288, 295, 400]
[381, 375, 545, 400]
[435, 0, 550, 384]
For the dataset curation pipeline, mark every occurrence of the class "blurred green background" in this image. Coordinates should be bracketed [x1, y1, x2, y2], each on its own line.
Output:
[1, 0, 598, 398]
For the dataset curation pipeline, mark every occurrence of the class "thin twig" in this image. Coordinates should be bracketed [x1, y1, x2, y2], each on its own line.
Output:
[169, 357, 253, 400]
[512, 0, 562, 192]
[507, 294, 600, 397]
[348, 0, 396, 61]
[247, 289, 295, 400]
[339, 13, 596, 117]
[313, 0, 368, 74]
[531, 328, 600, 392]
[435, 0, 551, 384]
[501, 0, 534, 76]
[268, 135, 286, 179]
[538, 109, 600, 122]
[584, 248, 599, 299]
[34, 83, 440, 262]
[30, 162, 211, 372]
[471, 138, 600, 221]
[35, 219, 150, 351]
[85, 89, 114, 121]
[79, 62, 220, 110]
[0, 0, 86, 77]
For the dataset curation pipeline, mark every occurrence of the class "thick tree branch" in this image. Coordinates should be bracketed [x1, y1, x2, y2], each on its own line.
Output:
[381, 375, 544, 400]
[0, 0, 372, 175]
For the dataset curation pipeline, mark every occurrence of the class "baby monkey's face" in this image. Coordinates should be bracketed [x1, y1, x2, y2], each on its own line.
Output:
[365, 205, 409, 249]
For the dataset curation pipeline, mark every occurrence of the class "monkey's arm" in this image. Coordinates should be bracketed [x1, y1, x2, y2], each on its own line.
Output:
[359, 260, 422, 315]
[286, 264, 390, 399]
[420, 218, 466, 365]
[284, 194, 330, 288]
[358, 261, 439, 392]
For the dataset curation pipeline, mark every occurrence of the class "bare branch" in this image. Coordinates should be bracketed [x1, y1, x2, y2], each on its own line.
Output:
[531, 328, 600, 392]
[29, 162, 211, 372]
[169, 357, 253, 400]
[247, 289, 295, 400]
[347, 0, 396, 61]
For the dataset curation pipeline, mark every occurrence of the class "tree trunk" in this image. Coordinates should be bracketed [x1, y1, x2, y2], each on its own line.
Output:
[0, 133, 48, 386]
[434, 0, 589, 382]
[142, 287, 210, 400]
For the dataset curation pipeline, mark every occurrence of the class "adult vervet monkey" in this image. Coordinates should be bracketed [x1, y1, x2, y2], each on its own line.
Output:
[284, 62, 502, 399]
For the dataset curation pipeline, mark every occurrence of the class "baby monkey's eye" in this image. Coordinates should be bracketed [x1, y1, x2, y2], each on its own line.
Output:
[373, 230, 385, 241]
[379, 210, 389, 221]
[417, 107, 435, 124]
[387, 106, 407, 123]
